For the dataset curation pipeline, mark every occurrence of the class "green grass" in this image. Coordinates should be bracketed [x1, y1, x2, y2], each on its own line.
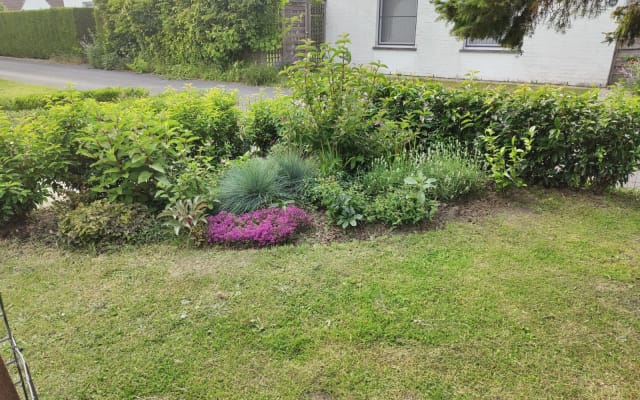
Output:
[0, 79, 56, 108]
[1, 189, 639, 399]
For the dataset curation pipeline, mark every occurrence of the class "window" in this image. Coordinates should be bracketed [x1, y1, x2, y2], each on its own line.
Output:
[464, 38, 502, 49]
[378, 0, 418, 46]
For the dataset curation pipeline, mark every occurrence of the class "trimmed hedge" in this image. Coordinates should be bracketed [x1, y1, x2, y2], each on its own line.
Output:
[371, 82, 640, 190]
[0, 8, 95, 59]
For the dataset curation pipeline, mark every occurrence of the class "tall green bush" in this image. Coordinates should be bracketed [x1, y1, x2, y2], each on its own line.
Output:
[92, 0, 286, 69]
[0, 8, 95, 59]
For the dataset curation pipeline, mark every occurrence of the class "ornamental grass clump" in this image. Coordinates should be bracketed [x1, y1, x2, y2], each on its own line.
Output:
[207, 206, 311, 247]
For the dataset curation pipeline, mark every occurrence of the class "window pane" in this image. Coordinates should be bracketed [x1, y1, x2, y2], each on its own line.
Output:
[465, 38, 501, 47]
[380, 16, 417, 44]
[381, 0, 418, 17]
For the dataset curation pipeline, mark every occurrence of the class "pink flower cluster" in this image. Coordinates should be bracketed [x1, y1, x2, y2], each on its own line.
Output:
[207, 207, 312, 247]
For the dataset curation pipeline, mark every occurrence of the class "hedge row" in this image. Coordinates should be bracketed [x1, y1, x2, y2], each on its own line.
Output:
[369, 82, 640, 190]
[0, 8, 95, 59]
[0, 89, 244, 222]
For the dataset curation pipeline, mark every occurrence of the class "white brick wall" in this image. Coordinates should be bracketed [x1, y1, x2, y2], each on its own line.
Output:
[326, 0, 618, 86]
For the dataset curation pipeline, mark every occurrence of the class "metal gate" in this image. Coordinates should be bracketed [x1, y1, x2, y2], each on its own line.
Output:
[1, 295, 38, 400]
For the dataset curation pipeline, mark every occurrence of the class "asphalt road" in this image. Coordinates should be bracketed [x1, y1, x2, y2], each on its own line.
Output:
[0, 56, 283, 99]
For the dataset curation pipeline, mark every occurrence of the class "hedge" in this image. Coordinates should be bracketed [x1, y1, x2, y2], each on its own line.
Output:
[0, 8, 95, 59]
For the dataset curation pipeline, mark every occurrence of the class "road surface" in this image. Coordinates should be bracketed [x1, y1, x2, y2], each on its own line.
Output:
[0, 56, 283, 99]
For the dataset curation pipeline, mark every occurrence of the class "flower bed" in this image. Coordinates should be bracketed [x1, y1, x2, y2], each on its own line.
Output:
[207, 206, 312, 247]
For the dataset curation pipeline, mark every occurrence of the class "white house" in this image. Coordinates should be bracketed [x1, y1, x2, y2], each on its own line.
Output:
[0, 0, 91, 10]
[325, 0, 622, 86]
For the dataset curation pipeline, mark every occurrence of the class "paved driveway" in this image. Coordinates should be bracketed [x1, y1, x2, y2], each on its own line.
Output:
[0, 56, 283, 100]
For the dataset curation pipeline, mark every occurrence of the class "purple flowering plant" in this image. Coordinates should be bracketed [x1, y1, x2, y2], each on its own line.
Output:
[207, 206, 312, 247]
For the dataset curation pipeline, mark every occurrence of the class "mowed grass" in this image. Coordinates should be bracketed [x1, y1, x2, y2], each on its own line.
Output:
[1, 189, 639, 399]
[0, 79, 56, 108]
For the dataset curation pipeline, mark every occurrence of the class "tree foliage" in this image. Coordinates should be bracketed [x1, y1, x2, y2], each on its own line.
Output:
[432, 0, 640, 49]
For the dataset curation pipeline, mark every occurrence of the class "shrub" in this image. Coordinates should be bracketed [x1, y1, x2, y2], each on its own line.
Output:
[310, 176, 367, 229]
[282, 36, 391, 170]
[269, 150, 317, 199]
[0, 110, 67, 222]
[371, 79, 640, 190]
[0, 8, 95, 59]
[155, 155, 220, 207]
[58, 200, 156, 248]
[367, 186, 438, 226]
[217, 158, 286, 214]
[7, 87, 149, 111]
[77, 99, 196, 206]
[239, 63, 281, 86]
[207, 206, 312, 247]
[421, 142, 488, 200]
[158, 88, 243, 161]
[92, 0, 286, 70]
[244, 97, 292, 152]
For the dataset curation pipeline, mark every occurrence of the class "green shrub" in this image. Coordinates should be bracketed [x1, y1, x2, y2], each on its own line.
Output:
[58, 199, 156, 249]
[92, 0, 286, 70]
[269, 150, 317, 199]
[366, 186, 438, 227]
[0, 8, 95, 59]
[0, 109, 69, 222]
[239, 63, 281, 86]
[282, 36, 391, 171]
[77, 99, 196, 206]
[158, 88, 243, 161]
[310, 176, 367, 229]
[244, 97, 291, 152]
[371, 79, 640, 190]
[217, 158, 286, 214]
[7, 87, 149, 111]
[155, 155, 221, 208]
[422, 142, 488, 200]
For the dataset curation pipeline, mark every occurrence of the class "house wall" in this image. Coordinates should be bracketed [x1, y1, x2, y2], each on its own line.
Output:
[22, 0, 50, 10]
[326, 0, 618, 86]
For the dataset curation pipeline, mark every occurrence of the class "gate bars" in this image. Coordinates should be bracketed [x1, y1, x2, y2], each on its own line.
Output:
[0, 294, 38, 400]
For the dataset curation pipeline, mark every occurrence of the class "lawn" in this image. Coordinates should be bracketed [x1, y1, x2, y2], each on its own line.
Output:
[0, 79, 56, 108]
[1, 189, 639, 399]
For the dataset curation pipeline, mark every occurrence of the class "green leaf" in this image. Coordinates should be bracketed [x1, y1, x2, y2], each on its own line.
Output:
[137, 171, 153, 184]
[149, 162, 166, 174]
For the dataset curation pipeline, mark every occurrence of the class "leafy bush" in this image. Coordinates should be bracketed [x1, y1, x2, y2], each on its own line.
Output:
[92, 0, 286, 70]
[207, 206, 312, 247]
[367, 186, 438, 227]
[157, 88, 243, 161]
[7, 87, 149, 111]
[0, 110, 67, 221]
[0, 8, 95, 59]
[282, 36, 391, 170]
[370, 79, 640, 190]
[421, 142, 488, 201]
[78, 100, 195, 206]
[155, 155, 220, 207]
[217, 158, 285, 214]
[310, 176, 367, 229]
[244, 97, 292, 152]
[58, 200, 156, 248]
